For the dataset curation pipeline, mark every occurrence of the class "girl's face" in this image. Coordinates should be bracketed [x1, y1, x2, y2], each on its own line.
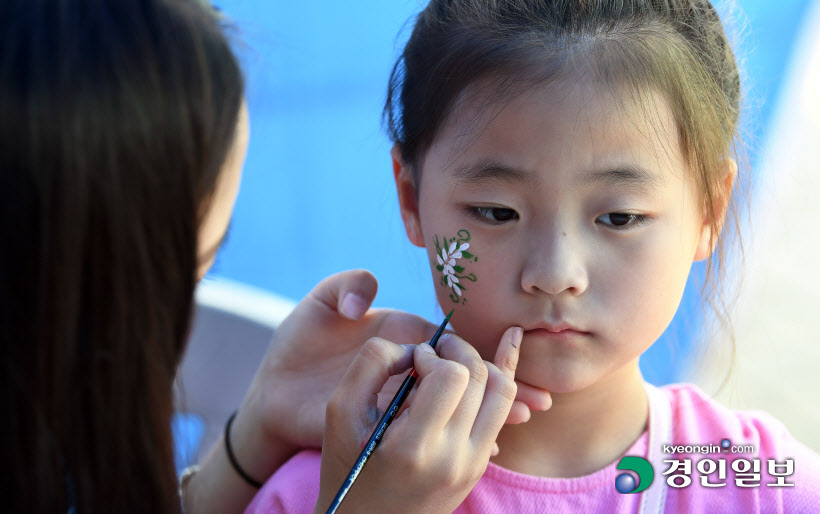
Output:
[395, 78, 716, 394]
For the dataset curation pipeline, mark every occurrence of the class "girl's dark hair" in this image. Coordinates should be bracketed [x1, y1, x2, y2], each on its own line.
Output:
[0, 0, 243, 511]
[385, 0, 743, 354]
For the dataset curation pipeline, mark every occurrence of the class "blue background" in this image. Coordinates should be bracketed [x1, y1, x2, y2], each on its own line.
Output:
[208, 0, 816, 385]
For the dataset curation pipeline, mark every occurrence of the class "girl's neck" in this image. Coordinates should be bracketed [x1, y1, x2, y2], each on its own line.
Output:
[491, 360, 648, 478]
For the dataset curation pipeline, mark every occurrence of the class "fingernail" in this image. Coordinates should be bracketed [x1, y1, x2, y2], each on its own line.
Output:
[340, 293, 366, 320]
[418, 343, 436, 354]
[400, 344, 415, 352]
[512, 327, 523, 344]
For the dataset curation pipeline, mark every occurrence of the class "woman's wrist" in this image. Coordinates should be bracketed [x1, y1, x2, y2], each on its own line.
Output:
[228, 399, 300, 483]
[182, 405, 300, 514]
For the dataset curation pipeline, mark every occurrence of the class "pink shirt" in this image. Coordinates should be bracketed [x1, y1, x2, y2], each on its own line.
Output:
[246, 384, 820, 513]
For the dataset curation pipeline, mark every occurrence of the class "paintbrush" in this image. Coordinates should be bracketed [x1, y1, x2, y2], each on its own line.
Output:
[325, 308, 455, 513]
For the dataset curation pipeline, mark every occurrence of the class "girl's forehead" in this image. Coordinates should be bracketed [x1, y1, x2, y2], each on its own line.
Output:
[427, 76, 685, 180]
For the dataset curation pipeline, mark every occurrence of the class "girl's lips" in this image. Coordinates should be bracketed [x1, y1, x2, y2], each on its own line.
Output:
[525, 322, 588, 334]
[524, 327, 591, 343]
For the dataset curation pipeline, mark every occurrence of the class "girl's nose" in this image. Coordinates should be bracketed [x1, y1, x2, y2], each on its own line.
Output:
[520, 229, 589, 297]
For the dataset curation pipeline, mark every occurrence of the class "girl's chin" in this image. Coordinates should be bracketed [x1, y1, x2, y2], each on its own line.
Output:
[514, 363, 600, 395]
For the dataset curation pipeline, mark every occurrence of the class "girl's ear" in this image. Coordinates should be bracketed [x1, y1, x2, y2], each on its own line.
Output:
[694, 158, 737, 261]
[392, 145, 425, 248]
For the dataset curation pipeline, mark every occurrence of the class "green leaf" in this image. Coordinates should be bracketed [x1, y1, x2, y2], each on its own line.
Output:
[462, 251, 473, 259]
[453, 265, 464, 273]
[436, 264, 444, 272]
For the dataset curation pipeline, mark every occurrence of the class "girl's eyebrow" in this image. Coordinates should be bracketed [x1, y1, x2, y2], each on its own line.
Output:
[579, 165, 665, 193]
[452, 158, 539, 187]
[451, 159, 663, 193]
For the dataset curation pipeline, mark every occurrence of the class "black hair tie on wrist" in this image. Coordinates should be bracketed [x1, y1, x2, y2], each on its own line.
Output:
[224, 411, 264, 489]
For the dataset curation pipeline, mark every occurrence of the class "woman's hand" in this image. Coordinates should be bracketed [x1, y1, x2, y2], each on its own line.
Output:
[314, 328, 530, 514]
[233, 269, 549, 479]
[185, 269, 550, 514]
[186, 270, 439, 514]
[229, 270, 438, 481]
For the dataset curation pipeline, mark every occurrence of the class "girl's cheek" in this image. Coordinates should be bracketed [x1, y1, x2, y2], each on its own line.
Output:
[426, 229, 510, 359]
[426, 228, 480, 307]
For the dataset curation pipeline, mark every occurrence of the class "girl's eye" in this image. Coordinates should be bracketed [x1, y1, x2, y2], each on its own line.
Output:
[596, 212, 648, 229]
[467, 206, 519, 224]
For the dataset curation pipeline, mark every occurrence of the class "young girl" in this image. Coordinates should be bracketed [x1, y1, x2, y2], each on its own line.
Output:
[247, 0, 820, 512]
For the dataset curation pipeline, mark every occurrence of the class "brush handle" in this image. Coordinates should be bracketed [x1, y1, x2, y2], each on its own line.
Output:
[325, 371, 417, 514]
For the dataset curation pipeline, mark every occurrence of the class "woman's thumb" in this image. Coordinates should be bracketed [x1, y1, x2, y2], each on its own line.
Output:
[308, 269, 379, 320]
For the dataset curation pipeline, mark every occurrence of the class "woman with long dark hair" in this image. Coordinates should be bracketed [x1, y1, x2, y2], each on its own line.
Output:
[0, 1, 442, 512]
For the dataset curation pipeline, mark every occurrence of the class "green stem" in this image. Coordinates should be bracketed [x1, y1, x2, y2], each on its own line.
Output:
[455, 273, 477, 282]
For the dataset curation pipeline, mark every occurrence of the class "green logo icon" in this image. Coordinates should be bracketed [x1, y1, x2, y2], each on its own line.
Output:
[615, 456, 654, 494]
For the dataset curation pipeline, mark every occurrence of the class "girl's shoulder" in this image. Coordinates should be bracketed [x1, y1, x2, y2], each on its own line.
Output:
[661, 382, 809, 453]
[244, 449, 322, 514]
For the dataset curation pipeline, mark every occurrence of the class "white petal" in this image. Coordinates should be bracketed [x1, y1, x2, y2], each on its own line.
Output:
[448, 241, 458, 254]
[452, 251, 462, 259]
[437, 254, 444, 265]
[454, 285, 462, 296]
[459, 243, 470, 252]
[446, 275, 453, 288]
[441, 248, 448, 261]
[447, 258, 456, 266]
[450, 275, 460, 284]
[444, 265, 454, 275]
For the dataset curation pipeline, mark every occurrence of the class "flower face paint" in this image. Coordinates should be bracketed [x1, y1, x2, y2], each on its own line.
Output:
[434, 229, 477, 304]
